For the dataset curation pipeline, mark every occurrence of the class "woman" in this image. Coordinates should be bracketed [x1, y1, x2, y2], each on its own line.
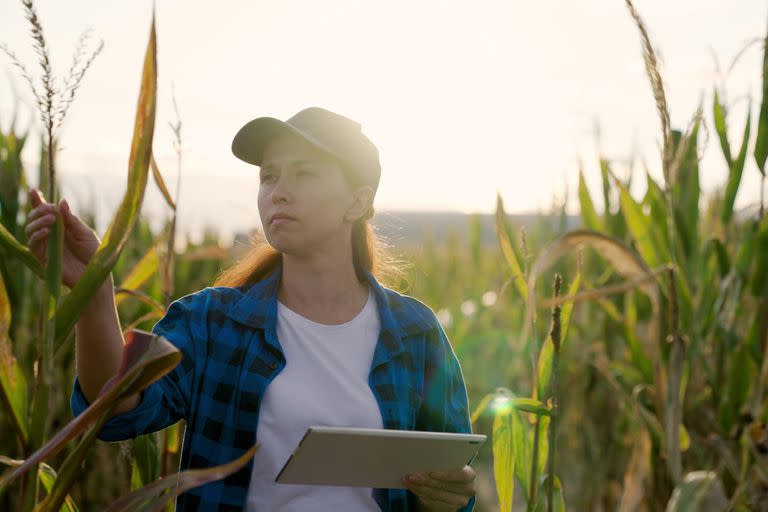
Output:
[25, 107, 477, 511]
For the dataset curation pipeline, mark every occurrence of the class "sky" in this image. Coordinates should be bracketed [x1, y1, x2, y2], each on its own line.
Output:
[1, 0, 766, 242]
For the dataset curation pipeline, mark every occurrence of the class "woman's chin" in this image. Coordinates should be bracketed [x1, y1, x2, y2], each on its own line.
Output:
[265, 235, 300, 255]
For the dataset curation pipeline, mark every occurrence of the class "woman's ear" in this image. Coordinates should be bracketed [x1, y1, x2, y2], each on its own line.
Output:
[344, 186, 375, 222]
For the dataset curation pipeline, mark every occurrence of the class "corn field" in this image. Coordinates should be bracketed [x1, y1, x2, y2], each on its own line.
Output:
[1, 1, 768, 511]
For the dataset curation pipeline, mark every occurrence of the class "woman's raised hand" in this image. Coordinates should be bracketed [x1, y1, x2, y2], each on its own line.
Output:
[25, 188, 102, 290]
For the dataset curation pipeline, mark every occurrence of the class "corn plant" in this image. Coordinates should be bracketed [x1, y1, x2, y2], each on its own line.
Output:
[0, 4, 257, 510]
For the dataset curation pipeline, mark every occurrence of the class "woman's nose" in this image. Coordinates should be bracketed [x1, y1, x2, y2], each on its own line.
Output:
[270, 176, 292, 203]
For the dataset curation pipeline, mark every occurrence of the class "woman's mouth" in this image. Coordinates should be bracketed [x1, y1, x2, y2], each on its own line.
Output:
[270, 213, 297, 225]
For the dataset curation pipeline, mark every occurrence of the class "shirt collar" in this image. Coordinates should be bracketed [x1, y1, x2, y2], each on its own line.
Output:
[225, 265, 433, 342]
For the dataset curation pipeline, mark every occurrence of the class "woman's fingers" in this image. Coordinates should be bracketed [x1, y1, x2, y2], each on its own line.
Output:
[414, 478, 475, 495]
[25, 213, 56, 238]
[28, 187, 42, 206]
[405, 481, 469, 508]
[27, 201, 56, 222]
[27, 227, 50, 259]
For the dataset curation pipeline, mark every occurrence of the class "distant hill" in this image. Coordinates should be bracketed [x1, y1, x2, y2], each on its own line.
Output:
[371, 210, 581, 247]
[231, 210, 581, 249]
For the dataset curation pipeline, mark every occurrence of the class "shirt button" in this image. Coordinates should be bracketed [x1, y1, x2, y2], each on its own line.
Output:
[268, 361, 278, 370]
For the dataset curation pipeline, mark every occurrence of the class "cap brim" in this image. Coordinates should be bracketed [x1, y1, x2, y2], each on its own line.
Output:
[231, 117, 292, 166]
[232, 117, 339, 167]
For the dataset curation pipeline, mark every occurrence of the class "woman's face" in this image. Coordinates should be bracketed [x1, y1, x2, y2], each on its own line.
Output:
[257, 133, 371, 256]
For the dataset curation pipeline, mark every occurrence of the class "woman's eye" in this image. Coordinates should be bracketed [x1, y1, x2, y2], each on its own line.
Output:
[260, 173, 276, 184]
[297, 169, 314, 177]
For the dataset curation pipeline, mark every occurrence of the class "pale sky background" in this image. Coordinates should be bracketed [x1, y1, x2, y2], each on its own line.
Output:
[1, 0, 766, 244]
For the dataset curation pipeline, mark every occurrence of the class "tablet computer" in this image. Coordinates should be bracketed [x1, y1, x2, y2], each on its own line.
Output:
[275, 426, 486, 488]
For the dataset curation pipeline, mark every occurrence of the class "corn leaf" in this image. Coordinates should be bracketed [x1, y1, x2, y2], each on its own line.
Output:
[150, 154, 176, 210]
[115, 247, 159, 307]
[54, 14, 158, 349]
[722, 108, 752, 224]
[0, 329, 181, 491]
[495, 194, 528, 303]
[0, 271, 29, 446]
[36, 463, 80, 512]
[0, 459, 79, 512]
[470, 393, 494, 425]
[617, 177, 669, 269]
[493, 409, 514, 512]
[524, 230, 660, 347]
[670, 124, 701, 262]
[578, 169, 603, 232]
[624, 291, 654, 383]
[104, 443, 259, 512]
[37, 409, 113, 512]
[0, 222, 44, 278]
[665, 471, 727, 512]
[754, 26, 768, 176]
[131, 433, 159, 490]
[713, 89, 733, 168]
[164, 421, 181, 455]
[541, 475, 565, 512]
[749, 214, 768, 297]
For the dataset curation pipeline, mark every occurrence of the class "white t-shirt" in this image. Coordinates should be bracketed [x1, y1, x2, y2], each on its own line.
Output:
[246, 286, 384, 511]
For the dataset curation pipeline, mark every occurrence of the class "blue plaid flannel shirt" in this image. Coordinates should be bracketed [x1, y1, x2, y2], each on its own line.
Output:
[71, 267, 476, 511]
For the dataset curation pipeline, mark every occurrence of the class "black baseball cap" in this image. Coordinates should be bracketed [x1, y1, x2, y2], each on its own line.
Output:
[231, 107, 381, 192]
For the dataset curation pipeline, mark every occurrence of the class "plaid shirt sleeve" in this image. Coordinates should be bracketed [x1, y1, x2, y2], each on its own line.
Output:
[413, 316, 476, 512]
[70, 296, 198, 442]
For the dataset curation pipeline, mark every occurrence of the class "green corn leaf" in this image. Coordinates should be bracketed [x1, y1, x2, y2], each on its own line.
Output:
[131, 433, 159, 490]
[541, 474, 565, 512]
[493, 409, 515, 512]
[578, 168, 603, 232]
[37, 463, 79, 512]
[624, 290, 654, 383]
[671, 124, 701, 261]
[749, 214, 768, 297]
[54, 14, 158, 349]
[0, 271, 29, 446]
[717, 343, 755, 434]
[753, 26, 768, 176]
[722, 109, 752, 224]
[599, 159, 612, 225]
[495, 194, 528, 303]
[470, 393, 495, 425]
[491, 390, 550, 501]
[0, 222, 44, 278]
[617, 177, 669, 269]
[735, 219, 758, 280]
[511, 398, 551, 417]
[115, 247, 159, 307]
[713, 89, 733, 168]
[164, 421, 181, 456]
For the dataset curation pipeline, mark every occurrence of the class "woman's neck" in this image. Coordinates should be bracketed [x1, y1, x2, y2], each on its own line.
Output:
[278, 250, 369, 325]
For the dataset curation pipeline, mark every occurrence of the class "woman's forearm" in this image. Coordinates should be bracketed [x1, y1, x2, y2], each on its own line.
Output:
[74, 275, 140, 414]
